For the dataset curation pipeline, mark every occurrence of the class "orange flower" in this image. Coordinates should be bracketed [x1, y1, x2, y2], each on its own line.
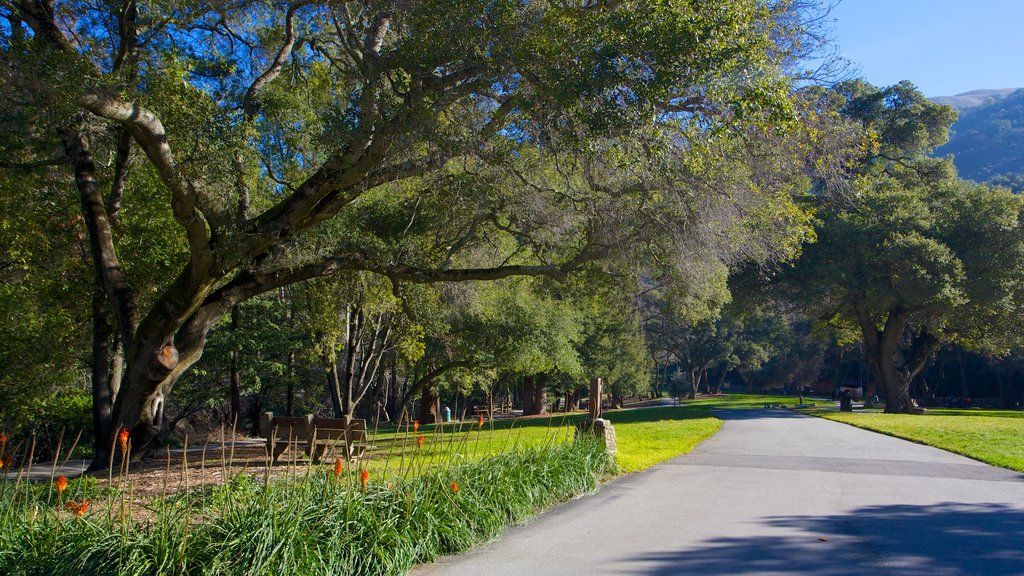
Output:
[333, 457, 343, 478]
[477, 415, 484, 428]
[65, 499, 90, 517]
[416, 435, 425, 448]
[412, 420, 420, 432]
[55, 475, 67, 495]
[451, 482, 459, 494]
[117, 428, 130, 453]
[360, 469, 369, 492]
[0, 432, 6, 450]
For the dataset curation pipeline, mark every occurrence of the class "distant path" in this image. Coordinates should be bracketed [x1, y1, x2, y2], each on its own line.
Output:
[4, 439, 266, 482]
[416, 409, 1024, 576]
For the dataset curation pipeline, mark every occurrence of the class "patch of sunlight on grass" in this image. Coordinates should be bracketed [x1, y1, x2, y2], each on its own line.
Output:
[365, 406, 723, 476]
[816, 411, 1024, 472]
[604, 407, 721, 473]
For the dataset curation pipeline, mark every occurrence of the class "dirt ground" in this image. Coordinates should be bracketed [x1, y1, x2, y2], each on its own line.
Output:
[84, 440, 344, 499]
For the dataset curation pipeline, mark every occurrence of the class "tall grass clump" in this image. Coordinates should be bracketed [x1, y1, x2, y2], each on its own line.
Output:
[0, 434, 611, 576]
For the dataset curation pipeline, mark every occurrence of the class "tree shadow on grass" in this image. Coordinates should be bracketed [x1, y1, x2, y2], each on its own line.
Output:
[624, 502, 1024, 576]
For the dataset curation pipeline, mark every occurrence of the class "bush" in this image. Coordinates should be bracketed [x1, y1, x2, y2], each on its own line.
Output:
[0, 437, 610, 576]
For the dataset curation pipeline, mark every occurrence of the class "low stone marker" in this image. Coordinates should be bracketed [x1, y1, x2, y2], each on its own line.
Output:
[577, 417, 617, 457]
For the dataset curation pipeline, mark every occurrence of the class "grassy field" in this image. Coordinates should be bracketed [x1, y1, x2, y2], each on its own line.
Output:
[365, 405, 721, 476]
[815, 409, 1024, 472]
[604, 407, 721, 472]
[681, 393, 812, 410]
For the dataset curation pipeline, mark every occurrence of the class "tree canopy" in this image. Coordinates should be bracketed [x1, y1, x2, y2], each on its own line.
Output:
[1, 0, 840, 455]
[776, 81, 1024, 412]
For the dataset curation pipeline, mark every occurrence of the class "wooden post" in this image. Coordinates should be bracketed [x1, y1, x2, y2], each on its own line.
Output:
[589, 377, 603, 420]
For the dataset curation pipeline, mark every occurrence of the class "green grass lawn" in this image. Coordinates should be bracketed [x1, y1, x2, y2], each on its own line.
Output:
[682, 393, 817, 410]
[365, 405, 722, 476]
[603, 407, 721, 472]
[814, 409, 1024, 472]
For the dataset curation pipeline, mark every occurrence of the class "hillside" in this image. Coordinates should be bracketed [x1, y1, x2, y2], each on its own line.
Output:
[932, 88, 1021, 111]
[934, 88, 1024, 191]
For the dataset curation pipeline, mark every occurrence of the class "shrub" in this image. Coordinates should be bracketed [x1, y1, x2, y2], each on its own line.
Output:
[0, 437, 610, 576]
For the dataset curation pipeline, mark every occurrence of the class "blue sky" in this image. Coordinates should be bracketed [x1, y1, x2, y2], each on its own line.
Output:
[830, 0, 1024, 97]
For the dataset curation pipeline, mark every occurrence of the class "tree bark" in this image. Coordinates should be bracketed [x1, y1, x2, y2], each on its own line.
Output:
[90, 277, 115, 465]
[323, 352, 344, 418]
[713, 367, 729, 395]
[855, 301, 937, 414]
[522, 376, 537, 415]
[534, 377, 548, 415]
[419, 382, 438, 423]
[228, 306, 242, 427]
[286, 351, 295, 416]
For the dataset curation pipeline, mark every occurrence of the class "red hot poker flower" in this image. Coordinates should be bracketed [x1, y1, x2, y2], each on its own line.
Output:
[333, 457, 343, 478]
[117, 428, 130, 453]
[477, 415, 484, 428]
[412, 420, 420, 433]
[416, 435, 425, 448]
[55, 475, 68, 495]
[451, 482, 459, 494]
[65, 499, 90, 517]
[360, 469, 369, 492]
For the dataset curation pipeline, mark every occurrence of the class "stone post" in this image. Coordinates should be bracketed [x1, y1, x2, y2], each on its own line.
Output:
[589, 377, 603, 420]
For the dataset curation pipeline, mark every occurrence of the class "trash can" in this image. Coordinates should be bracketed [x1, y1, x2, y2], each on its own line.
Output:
[443, 406, 452, 422]
[839, 390, 853, 412]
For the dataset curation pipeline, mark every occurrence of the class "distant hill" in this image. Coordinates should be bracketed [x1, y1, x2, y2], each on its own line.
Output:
[933, 88, 1024, 191]
[932, 88, 1022, 111]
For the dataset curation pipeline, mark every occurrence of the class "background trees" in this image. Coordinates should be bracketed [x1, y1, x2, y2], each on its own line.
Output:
[1, 0, 832, 457]
[775, 81, 1024, 412]
[5, 3, 1023, 462]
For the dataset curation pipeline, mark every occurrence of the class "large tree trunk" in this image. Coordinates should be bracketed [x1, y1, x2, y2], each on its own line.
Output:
[688, 368, 699, 400]
[90, 278, 115, 464]
[522, 376, 537, 415]
[713, 367, 729, 395]
[533, 375, 548, 415]
[856, 301, 937, 414]
[323, 352, 344, 418]
[419, 382, 438, 423]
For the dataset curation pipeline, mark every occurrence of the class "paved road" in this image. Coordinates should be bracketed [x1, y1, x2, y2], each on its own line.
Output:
[415, 409, 1024, 576]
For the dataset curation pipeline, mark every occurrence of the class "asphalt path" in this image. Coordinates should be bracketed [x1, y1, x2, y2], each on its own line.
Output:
[415, 409, 1024, 576]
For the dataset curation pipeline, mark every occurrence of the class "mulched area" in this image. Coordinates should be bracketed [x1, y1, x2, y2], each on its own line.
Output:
[84, 440, 338, 499]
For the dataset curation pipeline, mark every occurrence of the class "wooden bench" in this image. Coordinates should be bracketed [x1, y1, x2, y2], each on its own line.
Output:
[259, 413, 313, 464]
[259, 413, 369, 464]
[309, 417, 367, 462]
[344, 419, 368, 460]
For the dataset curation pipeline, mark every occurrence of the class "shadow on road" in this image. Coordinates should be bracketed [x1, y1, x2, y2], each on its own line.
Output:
[624, 502, 1024, 576]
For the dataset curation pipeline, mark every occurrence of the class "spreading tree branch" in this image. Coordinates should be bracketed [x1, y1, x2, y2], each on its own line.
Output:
[79, 92, 213, 274]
